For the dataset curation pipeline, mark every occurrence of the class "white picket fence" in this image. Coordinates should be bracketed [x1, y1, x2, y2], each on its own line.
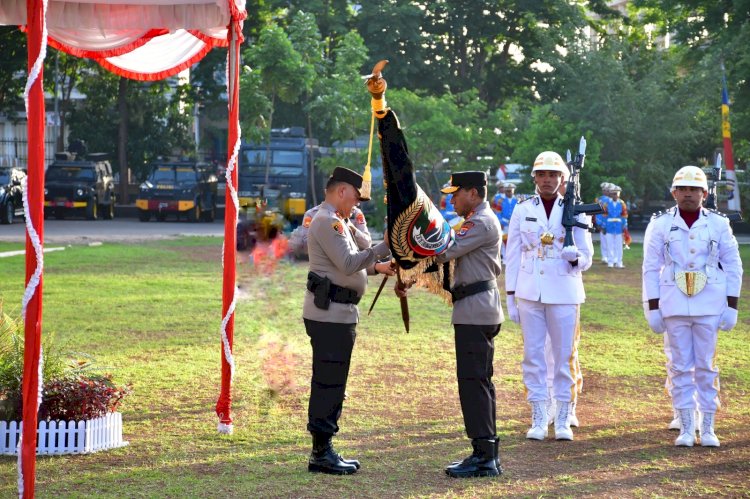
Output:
[0, 412, 128, 455]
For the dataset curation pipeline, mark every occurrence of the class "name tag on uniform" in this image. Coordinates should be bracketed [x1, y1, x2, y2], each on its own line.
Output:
[670, 226, 679, 231]
[526, 217, 537, 222]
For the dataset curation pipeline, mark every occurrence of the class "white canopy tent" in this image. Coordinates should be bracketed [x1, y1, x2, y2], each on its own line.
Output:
[0, 1, 246, 496]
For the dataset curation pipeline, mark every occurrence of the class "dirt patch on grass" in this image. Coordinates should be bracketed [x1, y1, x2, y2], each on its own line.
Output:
[165, 244, 226, 263]
[348, 366, 750, 497]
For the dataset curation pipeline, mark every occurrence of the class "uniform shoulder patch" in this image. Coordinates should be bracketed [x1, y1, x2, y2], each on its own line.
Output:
[355, 211, 366, 225]
[457, 221, 475, 237]
[302, 216, 313, 228]
[332, 221, 345, 235]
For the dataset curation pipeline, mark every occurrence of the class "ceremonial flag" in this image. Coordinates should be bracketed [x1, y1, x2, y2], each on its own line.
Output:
[377, 109, 454, 274]
[721, 72, 741, 211]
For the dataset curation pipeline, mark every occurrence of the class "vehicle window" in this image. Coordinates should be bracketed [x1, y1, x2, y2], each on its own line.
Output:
[273, 150, 303, 165]
[175, 169, 198, 185]
[242, 150, 266, 166]
[0, 170, 10, 184]
[240, 149, 304, 177]
[47, 167, 95, 181]
[150, 168, 176, 183]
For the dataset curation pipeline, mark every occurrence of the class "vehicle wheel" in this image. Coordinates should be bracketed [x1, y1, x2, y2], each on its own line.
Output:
[202, 203, 216, 222]
[138, 209, 151, 222]
[156, 212, 167, 222]
[188, 202, 200, 223]
[86, 198, 98, 220]
[0, 202, 12, 224]
[103, 196, 115, 220]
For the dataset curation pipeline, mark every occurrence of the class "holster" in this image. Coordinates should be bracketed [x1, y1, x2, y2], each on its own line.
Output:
[307, 272, 361, 309]
[307, 272, 331, 310]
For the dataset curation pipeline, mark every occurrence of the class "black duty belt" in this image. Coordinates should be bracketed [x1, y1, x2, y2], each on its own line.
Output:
[451, 279, 497, 303]
[307, 272, 361, 306]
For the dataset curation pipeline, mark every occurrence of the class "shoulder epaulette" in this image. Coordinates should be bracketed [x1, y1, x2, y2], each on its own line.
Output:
[651, 211, 667, 220]
[519, 197, 533, 204]
[706, 208, 728, 218]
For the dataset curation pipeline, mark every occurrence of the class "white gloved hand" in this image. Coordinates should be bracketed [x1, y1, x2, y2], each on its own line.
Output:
[719, 307, 738, 331]
[646, 309, 666, 334]
[506, 295, 520, 324]
[560, 245, 580, 263]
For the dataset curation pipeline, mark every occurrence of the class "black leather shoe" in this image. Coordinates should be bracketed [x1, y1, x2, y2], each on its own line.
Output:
[445, 439, 501, 478]
[308, 433, 358, 475]
[449, 438, 502, 470]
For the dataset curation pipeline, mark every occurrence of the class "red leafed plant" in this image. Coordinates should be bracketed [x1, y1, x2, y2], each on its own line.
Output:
[39, 373, 131, 421]
[1, 304, 131, 421]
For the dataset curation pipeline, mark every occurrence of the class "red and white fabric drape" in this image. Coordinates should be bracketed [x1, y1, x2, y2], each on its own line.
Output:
[2, 1, 247, 497]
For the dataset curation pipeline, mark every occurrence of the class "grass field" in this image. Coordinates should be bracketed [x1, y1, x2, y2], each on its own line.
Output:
[1, 238, 749, 498]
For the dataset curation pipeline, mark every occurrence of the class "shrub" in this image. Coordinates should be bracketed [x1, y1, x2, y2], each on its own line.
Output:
[0, 304, 131, 421]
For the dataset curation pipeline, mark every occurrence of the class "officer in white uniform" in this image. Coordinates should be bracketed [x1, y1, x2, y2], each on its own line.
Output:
[642, 165, 742, 447]
[505, 151, 594, 441]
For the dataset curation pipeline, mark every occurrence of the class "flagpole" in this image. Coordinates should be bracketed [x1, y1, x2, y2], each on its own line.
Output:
[721, 65, 741, 212]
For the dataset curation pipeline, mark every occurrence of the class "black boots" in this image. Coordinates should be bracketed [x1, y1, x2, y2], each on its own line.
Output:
[308, 432, 358, 475]
[445, 438, 502, 478]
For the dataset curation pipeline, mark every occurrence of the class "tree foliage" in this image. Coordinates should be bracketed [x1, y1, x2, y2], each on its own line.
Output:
[69, 67, 192, 180]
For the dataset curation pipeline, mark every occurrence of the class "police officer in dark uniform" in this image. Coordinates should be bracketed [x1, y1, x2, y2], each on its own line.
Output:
[304, 166, 394, 475]
[397, 171, 504, 478]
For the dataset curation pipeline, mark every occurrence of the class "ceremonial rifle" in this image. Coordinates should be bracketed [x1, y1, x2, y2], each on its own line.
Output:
[562, 136, 604, 247]
[706, 154, 743, 223]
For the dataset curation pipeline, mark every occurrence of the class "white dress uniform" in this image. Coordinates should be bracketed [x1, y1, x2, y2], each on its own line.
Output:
[505, 194, 593, 406]
[642, 206, 742, 415]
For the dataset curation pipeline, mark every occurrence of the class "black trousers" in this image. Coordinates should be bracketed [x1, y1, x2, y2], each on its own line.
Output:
[304, 318, 357, 436]
[454, 323, 501, 439]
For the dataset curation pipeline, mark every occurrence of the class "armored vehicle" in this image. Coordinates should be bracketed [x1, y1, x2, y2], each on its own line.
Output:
[44, 152, 116, 220]
[0, 166, 26, 224]
[136, 161, 218, 222]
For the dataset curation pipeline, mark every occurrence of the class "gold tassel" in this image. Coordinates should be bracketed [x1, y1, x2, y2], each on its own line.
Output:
[398, 257, 456, 305]
[360, 110, 375, 201]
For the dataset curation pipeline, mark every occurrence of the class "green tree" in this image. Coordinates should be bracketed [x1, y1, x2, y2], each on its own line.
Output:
[0, 27, 26, 120]
[633, 0, 750, 167]
[244, 23, 314, 182]
[44, 51, 87, 152]
[69, 68, 193, 181]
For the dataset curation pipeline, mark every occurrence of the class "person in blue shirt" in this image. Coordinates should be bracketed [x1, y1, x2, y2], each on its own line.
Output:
[491, 181, 505, 223]
[603, 185, 628, 268]
[500, 183, 518, 232]
[595, 183, 612, 264]
[440, 184, 464, 229]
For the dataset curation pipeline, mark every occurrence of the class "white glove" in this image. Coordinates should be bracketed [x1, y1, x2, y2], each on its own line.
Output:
[506, 295, 520, 324]
[646, 309, 666, 334]
[719, 307, 738, 331]
[560, 245, 580, 263]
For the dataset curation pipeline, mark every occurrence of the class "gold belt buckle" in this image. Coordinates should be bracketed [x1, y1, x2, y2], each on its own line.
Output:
[675, 271, 707, 297]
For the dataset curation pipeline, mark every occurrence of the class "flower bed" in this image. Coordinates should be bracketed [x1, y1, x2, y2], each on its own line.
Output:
[1, 306, 131, 456]
[0, 412, 128, 455]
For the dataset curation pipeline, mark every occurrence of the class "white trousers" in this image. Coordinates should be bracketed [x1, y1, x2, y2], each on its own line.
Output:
[664, 315, 721, 412]
[545, 325, 583, 398]
[599, 232, 609, 262]
[519, 298, 579, 402]
[663, 332, 674, 396]
[604, 233, 623, 265]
